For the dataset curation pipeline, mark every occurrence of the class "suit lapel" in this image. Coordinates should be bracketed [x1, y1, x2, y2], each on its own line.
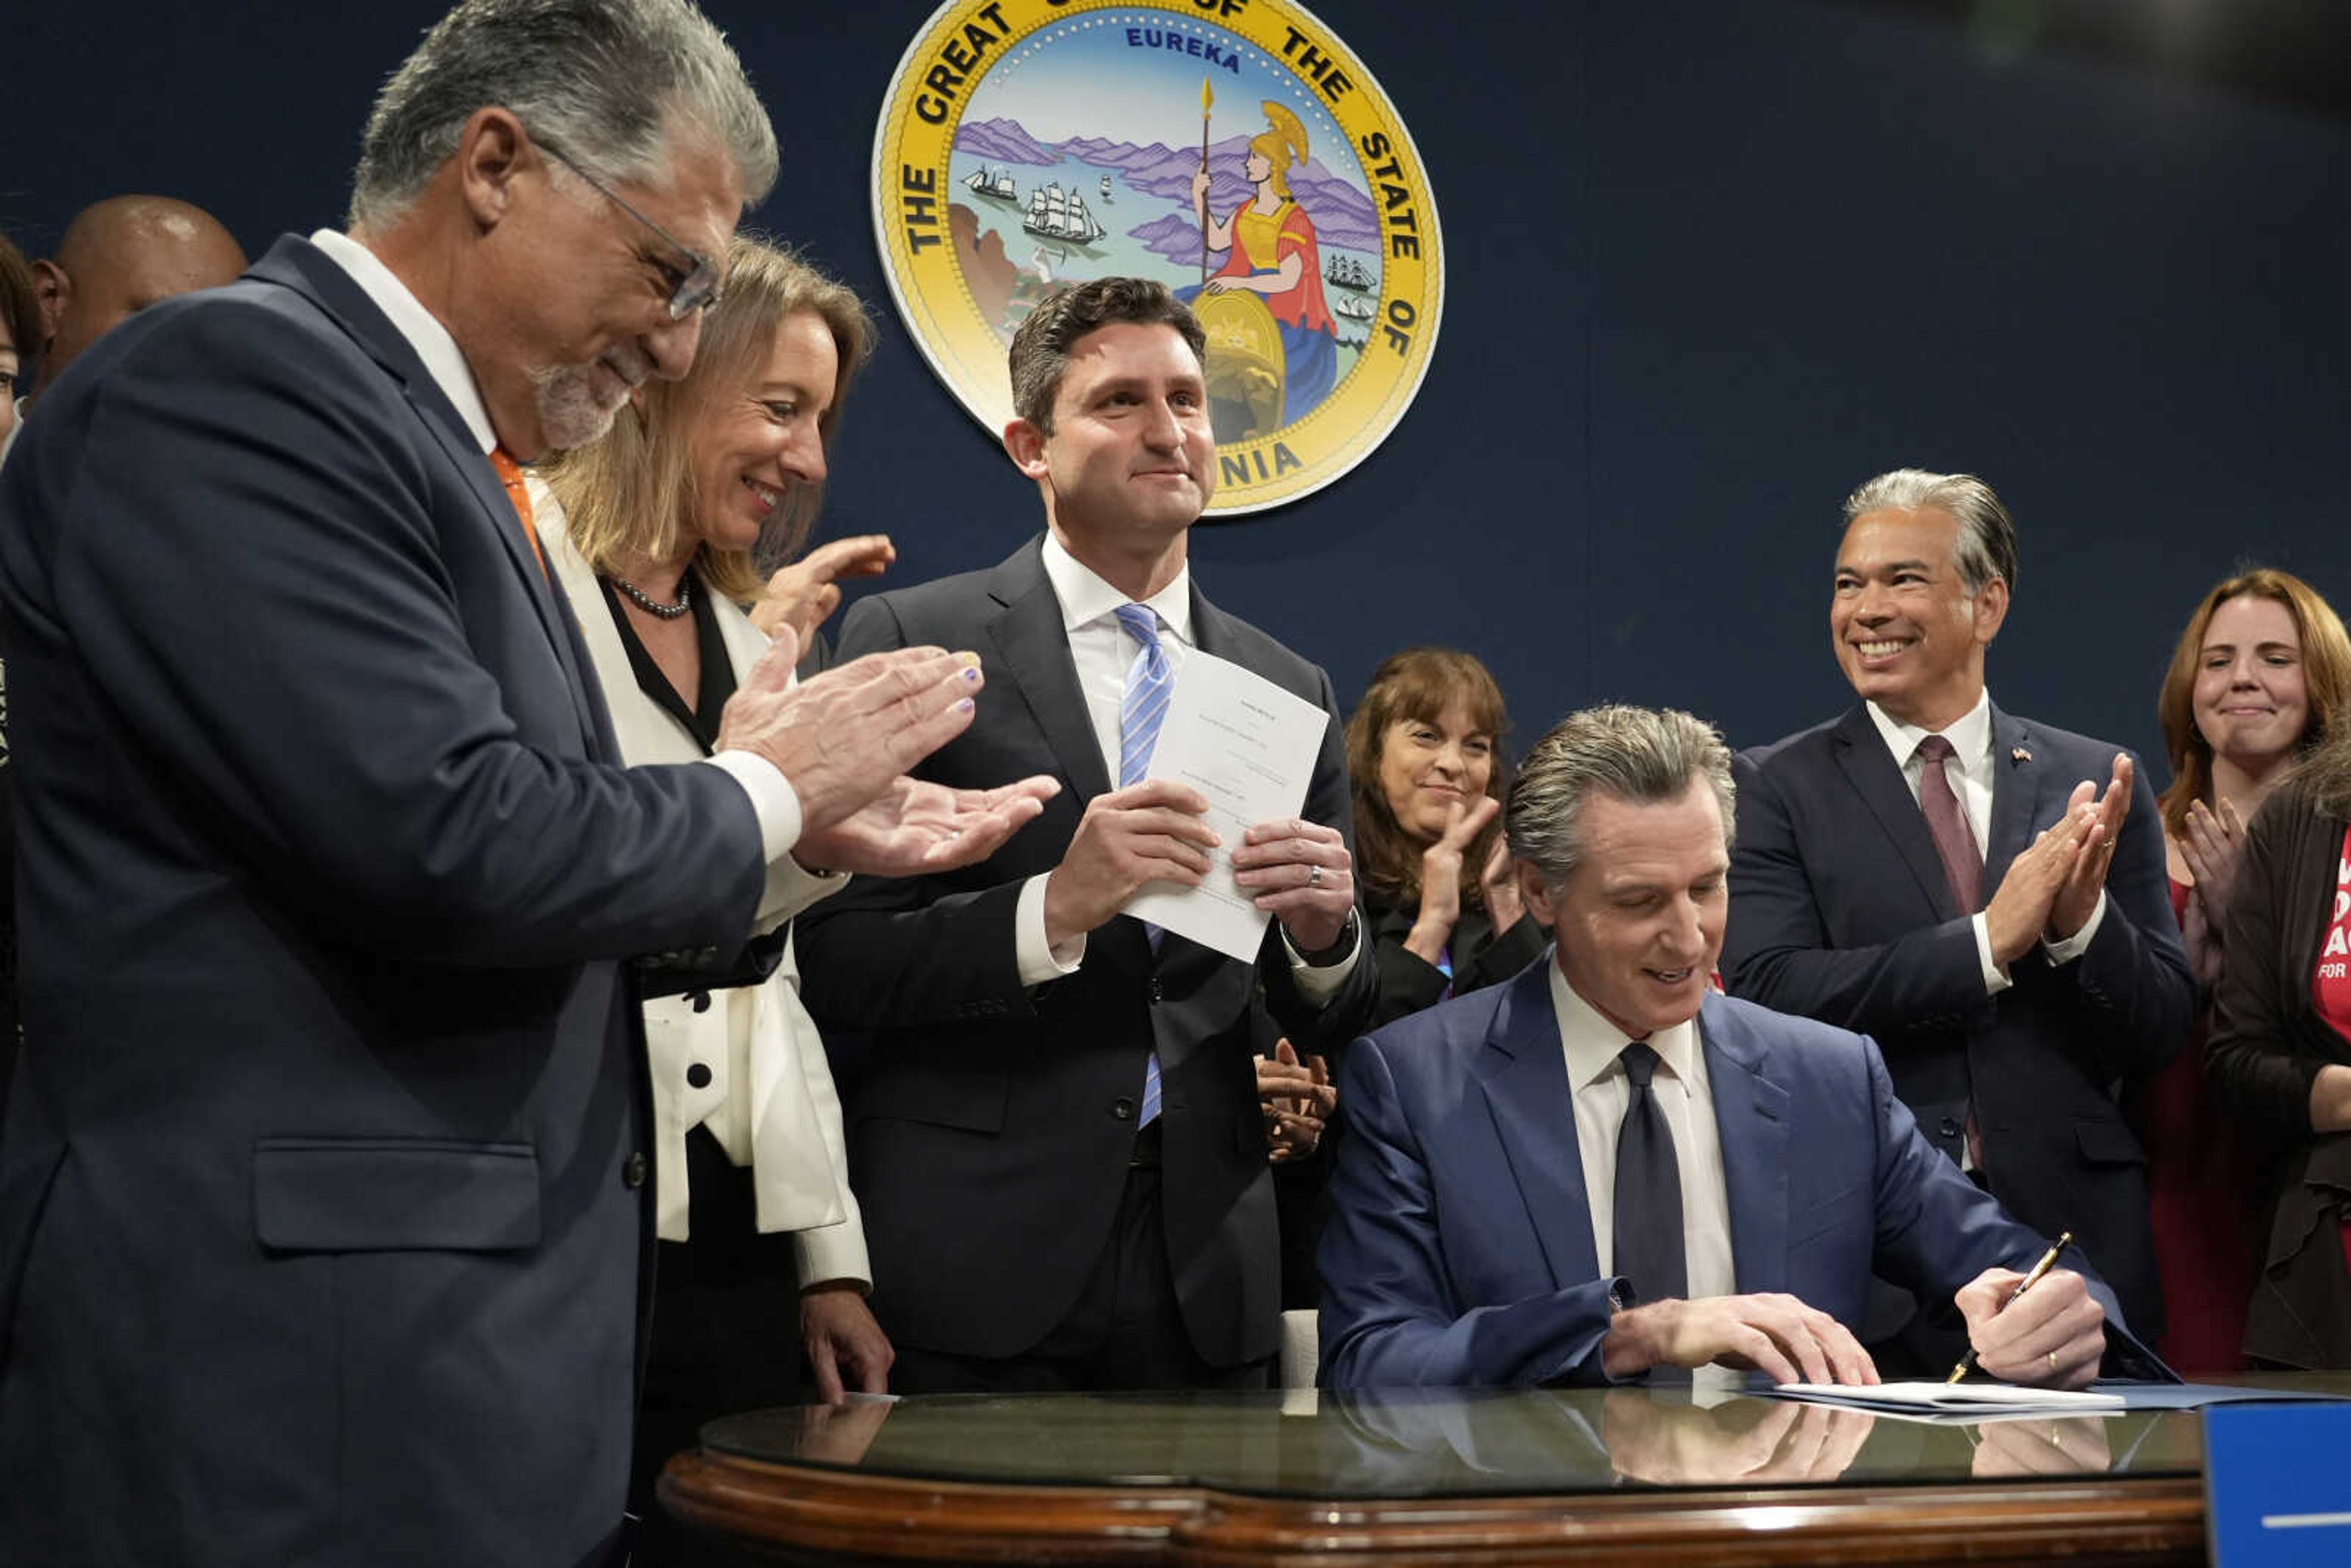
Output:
[1981, 704, 2045, 883]
[250, 238, 602, 755]
[1829, 703, 1961, 920]
[983, 541, 1113, 803]
[1700, 994, 1792, 1296]
[1475, 964, 1603, 1289]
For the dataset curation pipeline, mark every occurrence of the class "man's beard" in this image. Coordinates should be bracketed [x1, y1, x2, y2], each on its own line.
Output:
[528, 359, 634, 451]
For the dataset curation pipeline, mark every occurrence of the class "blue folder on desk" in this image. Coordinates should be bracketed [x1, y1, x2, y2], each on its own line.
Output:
[2207, 1403, 2351, 1567]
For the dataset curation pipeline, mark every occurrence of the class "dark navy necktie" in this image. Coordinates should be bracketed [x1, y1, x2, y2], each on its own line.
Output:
[1612, 1042, 1687, 1304]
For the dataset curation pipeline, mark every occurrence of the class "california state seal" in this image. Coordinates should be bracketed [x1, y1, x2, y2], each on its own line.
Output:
[873, 0, 1444, 516]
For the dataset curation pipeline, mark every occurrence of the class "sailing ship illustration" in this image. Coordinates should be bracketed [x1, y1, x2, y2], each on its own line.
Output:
[1324, 255, 1373, 292]
[1099, 175, 1114, 202]
[962, 165, 1019, 201]
[1331, 292, 1376, 323]
[1022, 182, 1108, 244]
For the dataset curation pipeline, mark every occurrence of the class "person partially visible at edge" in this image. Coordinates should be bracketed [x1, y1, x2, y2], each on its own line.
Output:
[2141, 569, 2351, 1373]
[535, 236, 901, 1564]
[0, 231, 37, 1118]
[0, 2, 1052, 1562]
[23, 193, 246, 405]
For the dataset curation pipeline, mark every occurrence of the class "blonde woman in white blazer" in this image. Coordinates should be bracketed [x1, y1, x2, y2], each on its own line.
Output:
[534, 238, 896, 1561]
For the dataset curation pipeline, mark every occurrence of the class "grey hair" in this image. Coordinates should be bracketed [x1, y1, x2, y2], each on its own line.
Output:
[1505, 705, 1736, 885]
[1842, 468, 2019, 600]
[348, 0, 777, 228]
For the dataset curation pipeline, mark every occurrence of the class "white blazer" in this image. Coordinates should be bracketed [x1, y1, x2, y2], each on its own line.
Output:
[533, 483, 869, 1289]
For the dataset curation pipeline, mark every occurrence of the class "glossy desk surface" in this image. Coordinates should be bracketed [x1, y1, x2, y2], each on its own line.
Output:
[660, 1377, 2351, 1564]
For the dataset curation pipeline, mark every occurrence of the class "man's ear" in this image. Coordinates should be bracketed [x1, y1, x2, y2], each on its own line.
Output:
[29, 258, 67, 345]
[454, 107, 531, 229]
[1002, 417, 1049, 480]
[1971, 576, 2011, 647]
[1514, 860, 1554, 928]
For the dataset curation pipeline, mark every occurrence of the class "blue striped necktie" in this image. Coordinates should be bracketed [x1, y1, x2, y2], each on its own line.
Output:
[1114, 603, 1170, 1127]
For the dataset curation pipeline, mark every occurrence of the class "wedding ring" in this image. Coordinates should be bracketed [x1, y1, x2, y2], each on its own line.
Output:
[2047, 1350, 2058, 1371]
[1307, 864, 1322, 887]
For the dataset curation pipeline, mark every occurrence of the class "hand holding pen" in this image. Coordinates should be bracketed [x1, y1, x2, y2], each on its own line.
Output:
[1948, 1231, 2107, 1390]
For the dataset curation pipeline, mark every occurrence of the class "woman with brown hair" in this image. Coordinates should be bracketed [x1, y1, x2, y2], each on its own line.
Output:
[1346, 647, 1542, 1030]
[532, 236, 894, 1557]
[2147, 568, 2351, 1370]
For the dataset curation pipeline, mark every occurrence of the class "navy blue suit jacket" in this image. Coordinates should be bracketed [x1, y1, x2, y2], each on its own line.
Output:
[0, 237, 765, 1566]
[1318, 966, 2163, 1389]
[797, 539, 1376, 1369]
[1722, 703, 2194, 1338]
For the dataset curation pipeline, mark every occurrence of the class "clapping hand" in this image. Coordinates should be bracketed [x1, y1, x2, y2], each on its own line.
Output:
[1258, 1037, 1335, 1162]
[749, 535, 896, 648]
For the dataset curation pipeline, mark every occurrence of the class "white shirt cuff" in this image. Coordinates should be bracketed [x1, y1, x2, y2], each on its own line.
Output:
[1281, 915, 1362, 1004]
[704, 750, 803, 858]
[2042, 890, 2107, 966]
[1016, 872, 1085, 986]
[1970, 912, 2014, 996]
[702, 751, 846, 930]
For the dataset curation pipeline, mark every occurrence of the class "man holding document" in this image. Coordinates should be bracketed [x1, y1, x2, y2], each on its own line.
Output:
[797, 278, 1376, 1392]
[1318, 704, 2169, 1391]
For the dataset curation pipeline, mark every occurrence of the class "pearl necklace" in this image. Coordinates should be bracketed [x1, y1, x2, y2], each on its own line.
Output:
[612, 572, 693, 620]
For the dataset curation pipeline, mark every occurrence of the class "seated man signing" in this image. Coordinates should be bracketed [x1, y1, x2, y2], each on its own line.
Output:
[1318, 704, 2169, 1389]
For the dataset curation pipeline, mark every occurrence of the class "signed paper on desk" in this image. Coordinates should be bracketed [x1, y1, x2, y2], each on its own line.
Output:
[1126, 649, 1329, 962]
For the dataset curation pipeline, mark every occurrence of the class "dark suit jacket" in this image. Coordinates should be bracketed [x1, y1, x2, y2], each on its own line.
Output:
[1318, 970, 2164, 1388]
[2207, 775, 2351, 1368]
[0, 236, 767, 1567]
[795, 538, 1376, 1368]
[1722, 703, 2195, 1339]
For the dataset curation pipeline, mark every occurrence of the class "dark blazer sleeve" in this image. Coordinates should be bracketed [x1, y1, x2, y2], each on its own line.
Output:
[793, 592, 1035, 1031]
[2209, 783, 2335, 1139]
[2058, 761, 2197, 1081]
[1724, 750, 1996, 1038]
[1318, 1035, 1620, 1389]
[34, 296, 761, 965]
[1859, 1033, 2172, 1379]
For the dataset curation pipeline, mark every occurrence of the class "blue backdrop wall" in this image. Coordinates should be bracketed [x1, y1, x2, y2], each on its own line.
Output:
[9, 0, 2349, 771]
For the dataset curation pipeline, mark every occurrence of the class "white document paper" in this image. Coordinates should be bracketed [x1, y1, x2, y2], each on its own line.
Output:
[1772, 1381, 2125, 1417]
[1125, 649, 1327, 962]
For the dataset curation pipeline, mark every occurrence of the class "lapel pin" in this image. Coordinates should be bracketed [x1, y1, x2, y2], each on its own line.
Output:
[2011, 746, 2032, 764]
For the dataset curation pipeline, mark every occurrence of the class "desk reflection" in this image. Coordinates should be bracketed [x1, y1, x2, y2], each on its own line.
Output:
[712, 1385, 2173, 1497]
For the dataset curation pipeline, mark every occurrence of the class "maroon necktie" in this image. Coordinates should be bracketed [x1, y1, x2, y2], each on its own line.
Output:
[1914, 734, 1982, 915]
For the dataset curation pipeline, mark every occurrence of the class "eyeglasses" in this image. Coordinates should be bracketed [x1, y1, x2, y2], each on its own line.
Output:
[533, 134, 723, 320]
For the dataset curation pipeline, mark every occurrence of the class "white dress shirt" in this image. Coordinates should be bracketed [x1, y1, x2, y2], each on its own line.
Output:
[1549, 963, 1736, 1300]
[307, 230, 811, 913]
[1011, 531, 1359, 995]
[1864, 689, 2103, 995]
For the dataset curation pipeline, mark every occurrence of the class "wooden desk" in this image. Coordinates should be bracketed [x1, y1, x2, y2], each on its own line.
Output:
[656, 1383, 2313, 1565]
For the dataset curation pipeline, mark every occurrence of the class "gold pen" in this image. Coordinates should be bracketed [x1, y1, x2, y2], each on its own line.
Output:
[1946, 1231, 2073, 1384]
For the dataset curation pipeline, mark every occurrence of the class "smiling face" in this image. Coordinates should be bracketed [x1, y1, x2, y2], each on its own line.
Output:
[685, 308, 838, 555]
[1527, 780, 1727, 1041]
[1378, 700, 1496, 844]
[463, 124, 742, 458]
[1830, 505, 2006, 732]
[1013, 319, 1214, 555]
[2193, 592, 2310, 773]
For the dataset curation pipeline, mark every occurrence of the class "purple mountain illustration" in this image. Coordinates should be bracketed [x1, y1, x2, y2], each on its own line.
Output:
[954, 118, 1059, 167]
[953, 121, 1382, 262]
